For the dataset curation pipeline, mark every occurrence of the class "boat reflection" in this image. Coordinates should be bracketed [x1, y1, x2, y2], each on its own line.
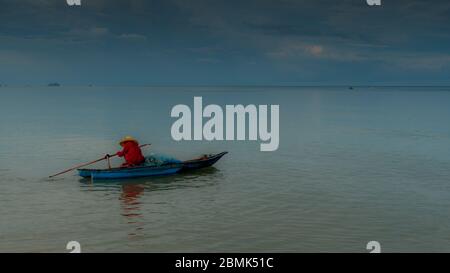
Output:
[120, 183, 145, 238]
[78, 167, 222, 238]
[120, 183, 145, 220]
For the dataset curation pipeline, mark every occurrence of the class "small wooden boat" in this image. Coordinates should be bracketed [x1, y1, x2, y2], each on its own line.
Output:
[78, 152, 227, 180]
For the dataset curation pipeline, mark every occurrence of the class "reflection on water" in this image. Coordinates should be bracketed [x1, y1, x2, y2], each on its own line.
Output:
[120, 183, 145, 220]
[120, 183, 145, 238]
[78, 168, 222, 239]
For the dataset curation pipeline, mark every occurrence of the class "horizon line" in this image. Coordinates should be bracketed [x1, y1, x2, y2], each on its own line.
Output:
[2, 84, 450, 88]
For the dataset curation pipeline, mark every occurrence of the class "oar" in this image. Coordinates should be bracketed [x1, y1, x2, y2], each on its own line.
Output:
[49, 143, 151, 178]
[49, 156, 112, 178]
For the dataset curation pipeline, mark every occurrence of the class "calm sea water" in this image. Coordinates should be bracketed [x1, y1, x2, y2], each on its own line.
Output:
[1, 86, 450, 253]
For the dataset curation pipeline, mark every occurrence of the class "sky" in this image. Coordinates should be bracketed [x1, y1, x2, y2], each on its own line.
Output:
[0, 0, 449, 86]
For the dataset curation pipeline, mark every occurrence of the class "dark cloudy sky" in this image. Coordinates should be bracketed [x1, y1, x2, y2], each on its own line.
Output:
[0, 0, 449, 85]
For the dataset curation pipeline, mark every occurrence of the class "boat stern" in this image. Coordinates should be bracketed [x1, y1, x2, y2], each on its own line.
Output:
[78, 169, 93, 178]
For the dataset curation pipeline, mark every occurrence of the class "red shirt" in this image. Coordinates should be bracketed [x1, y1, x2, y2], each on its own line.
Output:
[116, 142, 145, 166]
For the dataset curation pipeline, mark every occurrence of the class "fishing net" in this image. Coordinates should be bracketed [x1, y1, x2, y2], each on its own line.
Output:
[144, 153, 182, 166]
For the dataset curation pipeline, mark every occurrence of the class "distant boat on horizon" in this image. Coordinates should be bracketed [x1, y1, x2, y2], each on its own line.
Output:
[48, 83, 61, 87]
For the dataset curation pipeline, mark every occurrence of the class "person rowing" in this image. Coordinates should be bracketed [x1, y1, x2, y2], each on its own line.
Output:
[106, 136, 145, 167]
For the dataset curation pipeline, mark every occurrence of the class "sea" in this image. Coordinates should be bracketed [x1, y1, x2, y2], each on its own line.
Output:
[1, 86, 450, 252]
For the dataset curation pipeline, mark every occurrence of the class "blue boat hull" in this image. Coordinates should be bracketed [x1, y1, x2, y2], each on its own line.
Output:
[78, 163, 183, 180]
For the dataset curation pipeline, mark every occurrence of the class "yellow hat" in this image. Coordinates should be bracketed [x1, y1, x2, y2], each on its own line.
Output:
[119, 136, 138, 146]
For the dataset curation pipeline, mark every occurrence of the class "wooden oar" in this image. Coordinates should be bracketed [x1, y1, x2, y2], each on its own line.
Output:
[49, 143, 151, 178]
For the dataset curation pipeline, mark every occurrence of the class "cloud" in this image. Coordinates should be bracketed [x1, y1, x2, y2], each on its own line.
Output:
[196, 58, 222, 64]
[304, 45, 324, 57]
[267, 37, 450, 71]
[1, 0, 450, 84]
[267, 40, 367, 62]
[56, 27, 111, 42]
[387, 53, 450, 70]
[89, 27, 109, 36]
[0, 50, 34, 66]
[118, 33, 147, 40]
